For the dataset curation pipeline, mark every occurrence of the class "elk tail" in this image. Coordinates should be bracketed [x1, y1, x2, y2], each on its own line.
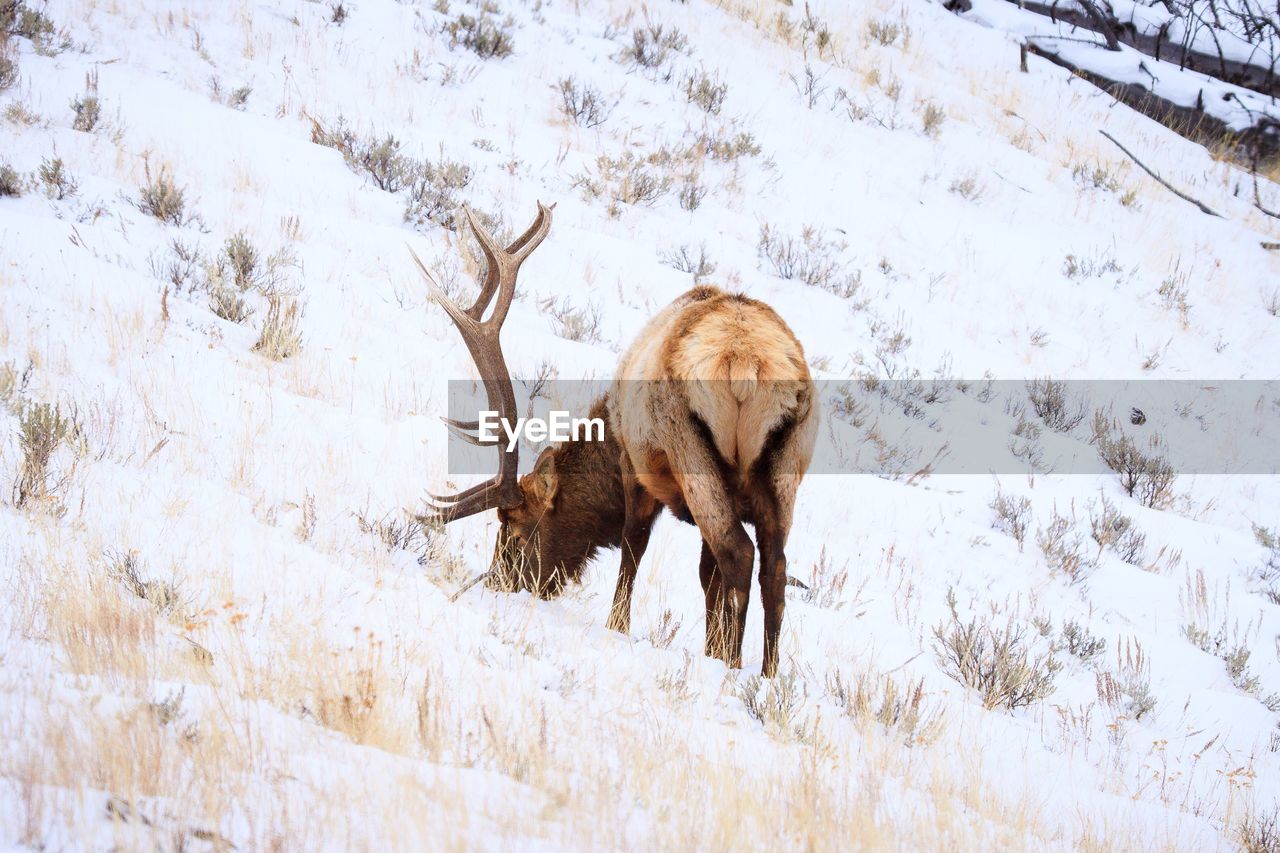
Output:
[726, 354, 759, 402]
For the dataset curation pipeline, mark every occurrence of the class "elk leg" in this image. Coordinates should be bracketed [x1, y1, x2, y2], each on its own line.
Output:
[662, 420, 756, 668]
[749, 420, 806, 678]
[753, 499, 788, 678]
[698, 539, 724, 658]
[694, 523, 753, 667]
[607, 455, 658, 634]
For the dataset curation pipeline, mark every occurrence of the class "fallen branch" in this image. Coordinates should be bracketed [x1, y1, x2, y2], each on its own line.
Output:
[1099, 130, 1222, 217]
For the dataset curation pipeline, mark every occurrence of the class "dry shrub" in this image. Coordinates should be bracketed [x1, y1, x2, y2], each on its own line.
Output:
[107, 550, 184, 616]
[208, 283, 253, 324]
[919, 100, 945, 137]
[443, 11, 514, 58]
[353, 134, 413, 192]
[1059, 620, 1106, 663]
[539, 295, 602, 344]
[1036, 510, 1095, 585]
[683, 68, 728, 115]
[799, 545, 849, 608]
[13, 400, 82, 509]
[0, 33, 17, 90]
[137, 162, 192, 226]
[1088, 495, 1146, 565]
[659, 243, 717, 284]
[37, 157, 77, 200]
[0, 161, 23, 196]
[558, 76, 612, 128]
[732, 671, 806, 739]
[403, 157, 473, 231]
[933, 598, 1061, 711]
[989, 487, 1031, 550]
[1092, 412, 1175, 508]
[757, 223, 861, 299]
[354, 508, 427, 552]
[253, 292, 304, 359]
[621, 23, 687, 75]
[1237, 806, 1280, 853]
[828, 668, 945, 746]
[866, 17, 902, 46]
[71, 69, 99, 132]
[1026, 379, 1086, 432]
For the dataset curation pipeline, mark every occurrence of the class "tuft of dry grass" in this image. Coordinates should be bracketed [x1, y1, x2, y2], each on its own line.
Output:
[70, 69, 100, 132]
[828, 668, 945, 746]
[919, 99, 946, 138]
[252, 292, 304, 359]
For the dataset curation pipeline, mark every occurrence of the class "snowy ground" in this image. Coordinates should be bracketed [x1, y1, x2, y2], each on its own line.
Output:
[1, 0, 1279, 848]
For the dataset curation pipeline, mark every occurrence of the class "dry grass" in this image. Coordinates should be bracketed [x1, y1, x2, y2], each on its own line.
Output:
[252, 292, 304, 360]
[0, 521, 1189, 850]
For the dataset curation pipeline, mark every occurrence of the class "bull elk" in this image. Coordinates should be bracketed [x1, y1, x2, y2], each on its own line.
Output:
[414, 203, 817, 676]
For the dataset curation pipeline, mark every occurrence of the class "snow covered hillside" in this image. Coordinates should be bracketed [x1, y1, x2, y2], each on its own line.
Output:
[2, 0, 1279, 848]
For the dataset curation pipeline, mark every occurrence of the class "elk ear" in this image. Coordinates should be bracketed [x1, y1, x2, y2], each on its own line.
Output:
[530, 451, 558, 507]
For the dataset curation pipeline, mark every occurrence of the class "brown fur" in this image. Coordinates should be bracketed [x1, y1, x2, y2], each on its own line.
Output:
[492, 285, 816, 677]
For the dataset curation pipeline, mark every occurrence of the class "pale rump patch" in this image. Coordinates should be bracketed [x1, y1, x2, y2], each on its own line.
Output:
[613, 287, 810, 480]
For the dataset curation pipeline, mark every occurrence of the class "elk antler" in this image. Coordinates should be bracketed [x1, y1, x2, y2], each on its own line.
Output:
[412, 202, 554, 523]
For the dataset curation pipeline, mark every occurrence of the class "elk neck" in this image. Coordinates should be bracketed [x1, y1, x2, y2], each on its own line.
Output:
[541, 394, 628, 576]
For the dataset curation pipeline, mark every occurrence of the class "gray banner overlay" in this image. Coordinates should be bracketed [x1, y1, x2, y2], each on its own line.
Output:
[441, 380, 1280, 477]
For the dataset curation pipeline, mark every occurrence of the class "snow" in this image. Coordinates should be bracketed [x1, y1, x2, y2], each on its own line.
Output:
[1, 0, 1279, 848]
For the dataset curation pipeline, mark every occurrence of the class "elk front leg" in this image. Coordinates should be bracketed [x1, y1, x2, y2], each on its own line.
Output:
[607, 456, 658, 635]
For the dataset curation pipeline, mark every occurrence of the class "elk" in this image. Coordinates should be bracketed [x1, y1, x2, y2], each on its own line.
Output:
[414, 203, 817, 676]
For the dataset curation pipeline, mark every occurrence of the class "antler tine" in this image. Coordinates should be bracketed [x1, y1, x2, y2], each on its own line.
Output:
[461, 206, 505, 322]
[412, 202, 553, 525]
[477, 204, 554, 331]
[410, 246, 482, 339]
[426, 488, 503, 523]
[428, 479, 497, 505]
[457, 203, 556, 326]
[504, 201, 555, 259]
[444, 420, 490, 447]
[504, 202, 555, 270]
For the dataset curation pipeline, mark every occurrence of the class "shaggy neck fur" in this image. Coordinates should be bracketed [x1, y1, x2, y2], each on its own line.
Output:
[538, 395, 627, 586]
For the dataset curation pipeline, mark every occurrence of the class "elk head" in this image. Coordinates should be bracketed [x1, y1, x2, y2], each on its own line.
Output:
[414, 202, 596, 595]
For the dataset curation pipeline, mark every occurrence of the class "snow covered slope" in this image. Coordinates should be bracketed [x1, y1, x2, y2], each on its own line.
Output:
[1, 0, 1279, 848]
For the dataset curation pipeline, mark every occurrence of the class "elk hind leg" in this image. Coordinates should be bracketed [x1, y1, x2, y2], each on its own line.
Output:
[659, 415, 755, 668]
